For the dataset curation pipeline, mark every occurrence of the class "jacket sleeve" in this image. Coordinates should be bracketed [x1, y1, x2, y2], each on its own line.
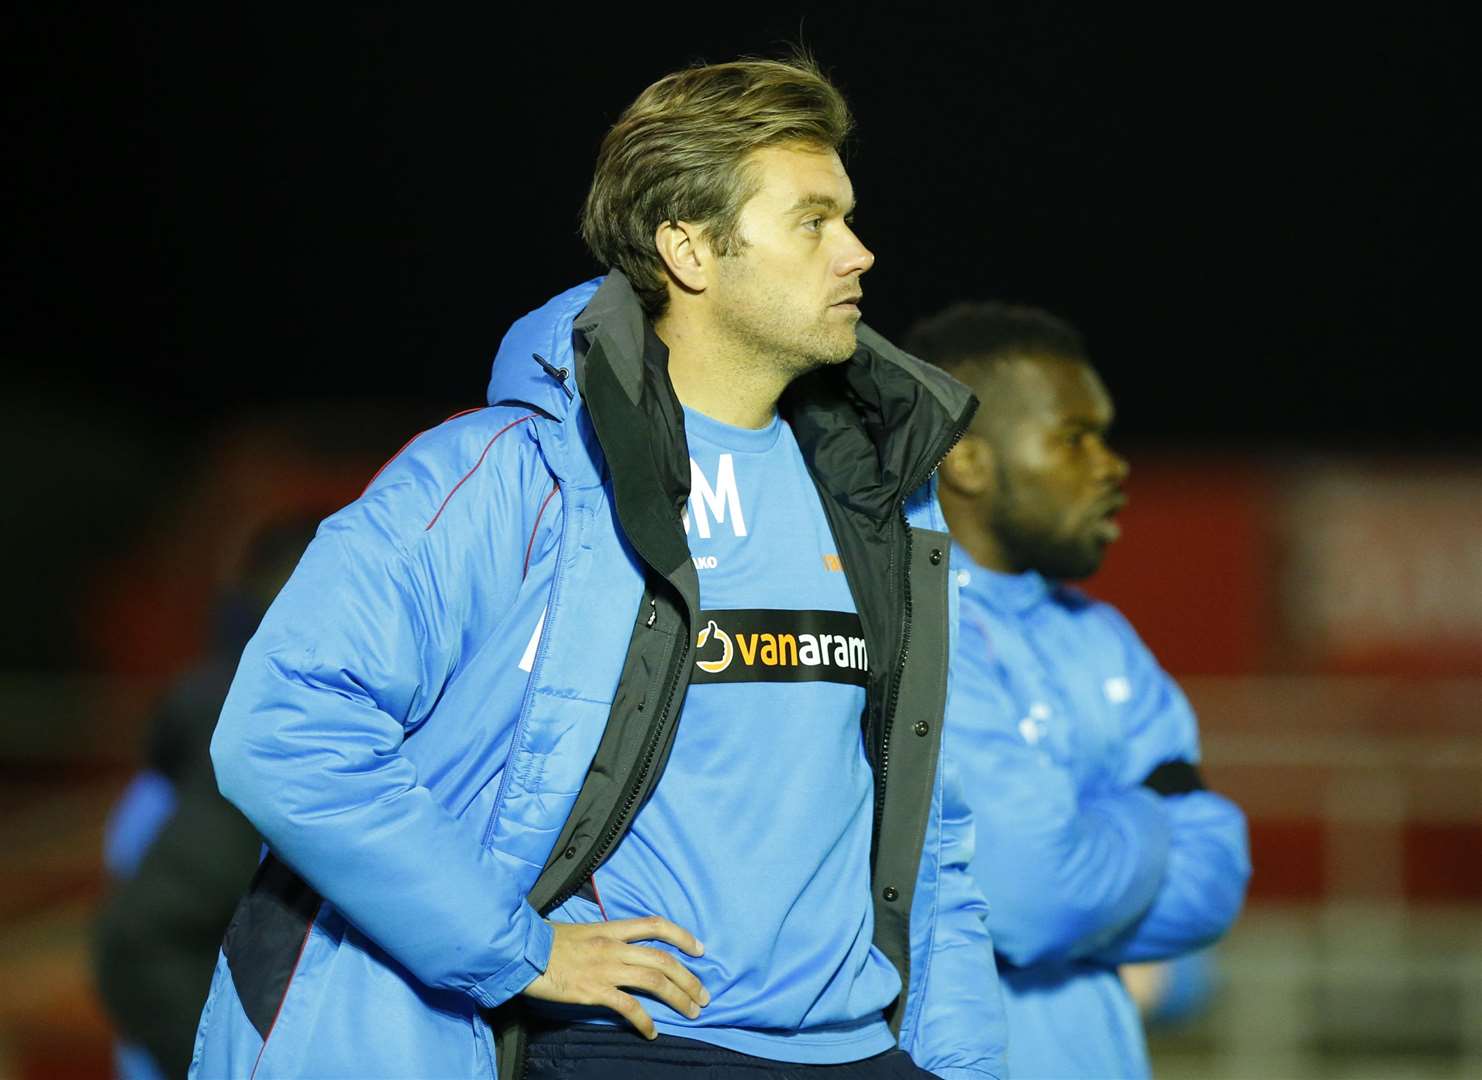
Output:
[906, 762, 1007, 1080]
[1090, 607, 1252, 964]
[1090, 790, 1250, 964]
[210, 441, 554, 1009]
[950, 615, 1173, 968]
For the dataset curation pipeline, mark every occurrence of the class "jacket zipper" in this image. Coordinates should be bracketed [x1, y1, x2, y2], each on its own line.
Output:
[873, 518, 913, 845]
[869, 417, 970, 1046]
[871, 420, 970, 855]
[543, 593, 690, 913]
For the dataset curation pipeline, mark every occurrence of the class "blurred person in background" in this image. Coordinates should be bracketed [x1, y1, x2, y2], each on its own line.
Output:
[907, 302, 1251, 1079]
[190, 55, 1004, 1080]
[93, 516, 319, 1080]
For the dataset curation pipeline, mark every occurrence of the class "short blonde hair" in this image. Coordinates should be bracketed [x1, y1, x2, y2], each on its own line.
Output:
[581, 55, 853, 317]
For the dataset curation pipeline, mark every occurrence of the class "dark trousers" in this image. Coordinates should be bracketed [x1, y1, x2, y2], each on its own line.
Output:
[525, 1023, 940, 1079]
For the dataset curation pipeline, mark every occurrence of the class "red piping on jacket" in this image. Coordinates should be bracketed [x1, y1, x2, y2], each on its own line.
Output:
[361, 407, 487, 497]
[424, 415, 537, 530]
[248, 919, 315, 1079]
[589, 873, 611, 921]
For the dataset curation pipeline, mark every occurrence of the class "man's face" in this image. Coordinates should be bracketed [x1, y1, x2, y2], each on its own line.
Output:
[706, 144, 875, 375]
[986, 357, 1129, 580]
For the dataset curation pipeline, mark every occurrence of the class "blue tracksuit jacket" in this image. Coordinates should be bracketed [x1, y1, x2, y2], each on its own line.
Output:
[948, 547, 1250, 1079]
[188, 276, 1007, 1079]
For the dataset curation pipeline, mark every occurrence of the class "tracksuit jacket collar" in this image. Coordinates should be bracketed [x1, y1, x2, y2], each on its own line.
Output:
[952, 542, 1054, 614]
[560, 271, 978, 523]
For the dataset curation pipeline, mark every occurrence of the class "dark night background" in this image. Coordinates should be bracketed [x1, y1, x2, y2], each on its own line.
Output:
[2, 14, 1480, 1076]
[2, 7, 1471, 668]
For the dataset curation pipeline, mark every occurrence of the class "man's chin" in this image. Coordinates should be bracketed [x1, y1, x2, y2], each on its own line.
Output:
[1026, 539, 1106, 582]
[795, 332, 859, 372]
[1054, 548, 1106, 581]
[824, 327, 861, 363]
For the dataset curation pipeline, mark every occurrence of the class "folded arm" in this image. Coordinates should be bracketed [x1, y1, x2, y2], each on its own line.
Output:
[1091, 788, 1250, 964]
[951, 647, 1173, 968]
[1092, 606, 1251, 964]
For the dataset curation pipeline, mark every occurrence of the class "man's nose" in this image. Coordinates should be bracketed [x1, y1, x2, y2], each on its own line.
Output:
[836, 227, 875, 276]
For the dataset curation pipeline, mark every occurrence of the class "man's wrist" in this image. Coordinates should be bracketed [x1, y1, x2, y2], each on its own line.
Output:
[470, 904, 554, 1008]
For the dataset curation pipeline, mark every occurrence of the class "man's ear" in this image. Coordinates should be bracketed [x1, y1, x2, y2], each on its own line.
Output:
[654, 220, 708, 294]
[940, 434, 995, 497]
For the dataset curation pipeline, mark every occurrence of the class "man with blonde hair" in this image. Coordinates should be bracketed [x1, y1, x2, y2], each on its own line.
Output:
[191, 56, 1006, 1079]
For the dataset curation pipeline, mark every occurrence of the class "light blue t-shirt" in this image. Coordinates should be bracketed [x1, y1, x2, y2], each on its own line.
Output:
[550, 406, 900, 1063]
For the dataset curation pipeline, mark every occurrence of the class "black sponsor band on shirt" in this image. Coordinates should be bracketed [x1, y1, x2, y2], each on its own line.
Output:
[690, 608, 868, 686]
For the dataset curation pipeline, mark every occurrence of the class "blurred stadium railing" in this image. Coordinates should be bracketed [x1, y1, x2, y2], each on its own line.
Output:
[1094, 456, 1482, 1080]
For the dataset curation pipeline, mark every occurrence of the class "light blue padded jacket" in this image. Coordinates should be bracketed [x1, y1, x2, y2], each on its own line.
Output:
[190, 275, 1007, 1079]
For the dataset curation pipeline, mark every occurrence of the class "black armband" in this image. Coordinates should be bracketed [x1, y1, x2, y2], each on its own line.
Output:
[1141, 759, 1206, 796]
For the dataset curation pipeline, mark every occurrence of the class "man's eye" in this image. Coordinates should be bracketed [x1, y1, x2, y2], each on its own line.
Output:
[803, 217, 823, 231]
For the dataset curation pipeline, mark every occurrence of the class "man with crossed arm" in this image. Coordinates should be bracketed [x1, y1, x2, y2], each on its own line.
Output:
[908, 302, 1251, 1079]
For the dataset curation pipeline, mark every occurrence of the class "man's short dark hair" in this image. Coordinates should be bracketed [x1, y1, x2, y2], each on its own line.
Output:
[904, 301, 1088, 381]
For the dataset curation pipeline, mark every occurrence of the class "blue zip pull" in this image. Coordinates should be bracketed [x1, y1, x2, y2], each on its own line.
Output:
[532, 352, 573, 399]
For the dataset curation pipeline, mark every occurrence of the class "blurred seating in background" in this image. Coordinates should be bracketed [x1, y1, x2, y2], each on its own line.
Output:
[1092, 455, 1482, 1079]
